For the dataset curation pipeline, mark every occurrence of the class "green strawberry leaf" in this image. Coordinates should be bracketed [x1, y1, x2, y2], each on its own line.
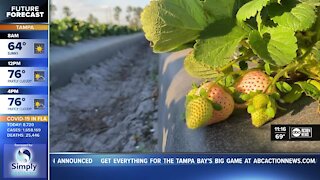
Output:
[248, 27, 298, 66]
[247, 105, 256, 114]
[298, 0, 320, 6]
[266, 107, 276, 118]
[192, 83, 199, 89]
[225, 75, 236, 87]
[312, 41, 320, 61]
[269, 0, 317, 31]
[276, 81, 293, 93]
[212, 103, 223, 111]
[184, 52, 220, 79]
[249, 30, 274, 64]
[270, 92, 281, 100]
[282, 84, 303, 103]
[202, 0, 246, 23]
[199, 88, 209, 98]
[308, 80, 320, 90]
[296, 81, 320, 101]
[141, 0, 207, 52]
[194, 21, 249, 69]
[241, 93, 251, 101]
[236, 0, 272, 21]
[264, 63, 272, 75]
[233, 91, 246, 104]
[141, 0, 249, 53]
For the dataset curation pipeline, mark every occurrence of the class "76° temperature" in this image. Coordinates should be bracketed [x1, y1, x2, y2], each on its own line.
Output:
[8, 70, 25, 78]
[8, 98, 25, 106]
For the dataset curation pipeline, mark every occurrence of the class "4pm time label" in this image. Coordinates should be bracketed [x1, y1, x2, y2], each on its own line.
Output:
[0, 39, 47, 58]
[0, 67, 47, 86]
[0, 95, 47, 115]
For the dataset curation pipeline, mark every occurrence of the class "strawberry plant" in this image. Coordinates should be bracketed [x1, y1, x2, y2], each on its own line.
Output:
[141, 0, 320, 129]
[50, 18, 139, 46]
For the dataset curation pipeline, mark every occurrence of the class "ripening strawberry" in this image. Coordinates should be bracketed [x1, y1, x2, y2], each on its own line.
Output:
[251, 108, 270, 128]
[249, 94, 277, 128]
[186, 97, 213, 129]
[235, 70, 271, 94]
[197, 82, 234, 124]
[252, 94, 270, 109]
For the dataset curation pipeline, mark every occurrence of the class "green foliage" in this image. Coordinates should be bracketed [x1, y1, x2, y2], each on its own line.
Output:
[50, 18, 138, 46]
[184, 52, 220, 79]
[282, 84, 303, 103]
[194, 22, 249, 68]
[249, 27, 298, 66]
[236, 0, 272, 21]
[142, 0, 319, 69]
[268, 0, 317, 31]
[276, 81, 293, 93]
[141, 0, 207, 52]
[296, 81, 320, 101]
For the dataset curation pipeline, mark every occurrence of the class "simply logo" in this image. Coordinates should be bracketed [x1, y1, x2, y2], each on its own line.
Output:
[10, 147, 38, 177]
[4, 144, 46, 178]
[16, 148, 32, 163]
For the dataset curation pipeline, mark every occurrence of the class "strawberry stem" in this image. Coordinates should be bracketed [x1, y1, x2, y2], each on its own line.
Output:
[270, 62, 299, 89]
[219, 51, 254, 72]
[268, 47, 314, 92]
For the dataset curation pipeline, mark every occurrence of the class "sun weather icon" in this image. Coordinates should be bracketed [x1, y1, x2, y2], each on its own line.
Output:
[34, 43, 45, 54]
[34, 99, 45, 110]
[34, 71, 45, 82]
[16, 148, 32, 163]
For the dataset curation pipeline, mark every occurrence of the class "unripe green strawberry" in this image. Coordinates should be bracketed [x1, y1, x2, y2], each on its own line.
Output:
[252, 94, 269, 109]
[235, 70, 271, 94]
[249, 94, 277, 127]
[251, 108, 270, 128]
[186, 97, 213, 129]
[197, 82, 234, 124]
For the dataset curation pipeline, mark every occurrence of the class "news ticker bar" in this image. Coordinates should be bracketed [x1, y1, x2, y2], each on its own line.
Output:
[50, 154, 319, 167]
[0, 0, 49, 179]
[271, 125, 320, 141]
[50, 154, 320, 180]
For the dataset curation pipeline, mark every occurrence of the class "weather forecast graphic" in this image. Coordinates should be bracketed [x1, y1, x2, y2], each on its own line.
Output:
[0, 0, 49, 179]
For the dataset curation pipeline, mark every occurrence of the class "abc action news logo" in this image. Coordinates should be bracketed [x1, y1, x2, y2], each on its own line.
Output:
[10, 147, 38, 177]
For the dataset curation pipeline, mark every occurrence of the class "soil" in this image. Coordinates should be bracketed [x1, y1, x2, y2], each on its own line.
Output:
[50, 41, 159, 153]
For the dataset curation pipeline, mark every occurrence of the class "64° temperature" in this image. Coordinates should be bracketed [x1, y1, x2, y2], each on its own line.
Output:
[8, 98, 26, 106]
[8, 42, 26, 50]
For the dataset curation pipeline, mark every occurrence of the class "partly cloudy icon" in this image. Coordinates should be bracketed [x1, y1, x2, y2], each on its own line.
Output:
[34, 71, 45, 82]
[34, 99, 45, 110]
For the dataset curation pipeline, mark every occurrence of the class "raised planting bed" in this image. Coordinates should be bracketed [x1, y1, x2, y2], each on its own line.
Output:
[50, 33, 145, 89]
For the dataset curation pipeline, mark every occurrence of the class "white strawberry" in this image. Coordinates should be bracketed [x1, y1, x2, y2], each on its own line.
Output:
[235, 70, 272, 94]
[197, 82, 235, 124]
